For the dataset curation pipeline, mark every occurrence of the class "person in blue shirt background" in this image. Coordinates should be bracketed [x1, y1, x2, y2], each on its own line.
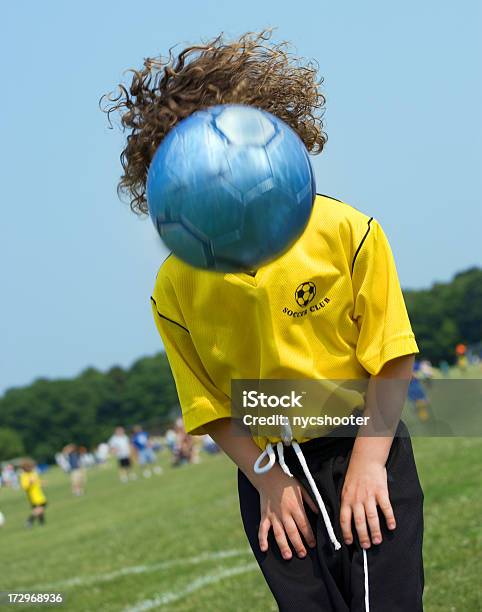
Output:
[131, 425, 162, 478]
[408, 361, 431, 423]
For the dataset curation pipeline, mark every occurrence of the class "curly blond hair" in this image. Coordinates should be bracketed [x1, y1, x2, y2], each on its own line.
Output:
[102, 30, 326, 215]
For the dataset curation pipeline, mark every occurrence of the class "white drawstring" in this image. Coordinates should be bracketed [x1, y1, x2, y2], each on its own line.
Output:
[254, 440, 341, 551]
[253, 434, 369, 610]
[253, 442, 276, 474]
[291, 441, 342, 551]
[276, 442, 294, 478]
[363, 548, 369, 611]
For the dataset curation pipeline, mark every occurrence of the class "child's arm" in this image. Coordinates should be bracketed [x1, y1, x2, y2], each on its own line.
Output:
[205, 418, 319, 560]
[340, 353, 414, 549]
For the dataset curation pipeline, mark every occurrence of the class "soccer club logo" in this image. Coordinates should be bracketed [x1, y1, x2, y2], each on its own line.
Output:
[295, 281, 316, 307]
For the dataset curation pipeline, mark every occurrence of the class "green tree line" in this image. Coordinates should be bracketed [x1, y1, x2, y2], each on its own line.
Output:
[0, 355, 179, 463]
[0, 267, 480, 463]
[404, 267, 482, 364]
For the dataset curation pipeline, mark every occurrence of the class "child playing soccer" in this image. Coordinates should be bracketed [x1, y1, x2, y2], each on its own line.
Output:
[105, 31, 424, 611]
[20, 459, 47, 527]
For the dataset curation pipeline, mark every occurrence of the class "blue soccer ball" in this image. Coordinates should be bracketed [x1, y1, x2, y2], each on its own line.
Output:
[147, 104, 316, 271]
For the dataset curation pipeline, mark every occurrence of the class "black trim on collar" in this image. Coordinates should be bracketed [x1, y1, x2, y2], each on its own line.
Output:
[316, 193, 344, 203]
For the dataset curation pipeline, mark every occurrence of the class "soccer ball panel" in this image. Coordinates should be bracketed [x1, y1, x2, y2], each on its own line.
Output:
[179, 186, 245, 240]
[266, 125, 313, 198]
[215, 105, 276, 146]
[223, 146, 273, 199]
[244, 186, 309, 255]
[159, 222, 212, 269]
[168, 121, 230, 187]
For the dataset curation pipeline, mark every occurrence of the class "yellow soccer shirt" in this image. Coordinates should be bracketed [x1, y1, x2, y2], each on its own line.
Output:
[151, 195, 418, 443]
[20, 470, 46, 506]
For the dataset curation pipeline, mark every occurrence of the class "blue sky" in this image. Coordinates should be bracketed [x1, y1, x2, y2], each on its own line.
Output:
[1, 0, 480, 392]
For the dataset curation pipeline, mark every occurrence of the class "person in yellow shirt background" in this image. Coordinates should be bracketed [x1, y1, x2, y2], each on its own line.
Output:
[20, 459, 47, 528]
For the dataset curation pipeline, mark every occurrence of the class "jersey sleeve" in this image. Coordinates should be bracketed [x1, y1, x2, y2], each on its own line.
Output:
[151, 273, 231, 435]
[352, 220, 418, 375]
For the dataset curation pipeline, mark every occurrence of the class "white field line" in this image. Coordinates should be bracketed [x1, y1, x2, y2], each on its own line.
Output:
[124, 562, 259, 611]
[27, 548, 252, 591]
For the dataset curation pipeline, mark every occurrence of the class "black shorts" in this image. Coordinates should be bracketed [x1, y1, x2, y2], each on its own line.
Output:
[119, 457, 131, 468]
[31, 502, 47, 509]
[238, 421, 424, 611]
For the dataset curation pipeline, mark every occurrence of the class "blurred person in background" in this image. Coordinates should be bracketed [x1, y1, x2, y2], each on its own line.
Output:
[109, 426, 135, 482]
[164, 428, 177, 454]
[55, 451, 70, 473]
[408, 361, 432, 423]
[95, 442, 110, 466]
[419, 359, 434, 388]
[455, 342, 468, 371]
[20, 459, 47, 528]
[172, 419, 193, 467]
[131, 425, 162, 477]
[439, 360, 450, 377]
[79, 446, 96, 468]
[63, 444, 86, 496]
[202, 434, 220, 455]
[191, 436, 202, 464]
[1, 464, 19, 489]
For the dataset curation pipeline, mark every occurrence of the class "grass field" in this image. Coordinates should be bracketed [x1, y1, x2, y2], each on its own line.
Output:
[1, 371, 481, 611]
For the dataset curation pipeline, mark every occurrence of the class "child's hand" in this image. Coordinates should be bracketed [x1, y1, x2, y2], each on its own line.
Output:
[340, 455, 396, 549]
[256, 466, 318, 560]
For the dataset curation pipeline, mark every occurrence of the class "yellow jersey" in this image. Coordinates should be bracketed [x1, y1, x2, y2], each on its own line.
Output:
[20, 470, 46, 506]
[151, 195, 418, 442]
